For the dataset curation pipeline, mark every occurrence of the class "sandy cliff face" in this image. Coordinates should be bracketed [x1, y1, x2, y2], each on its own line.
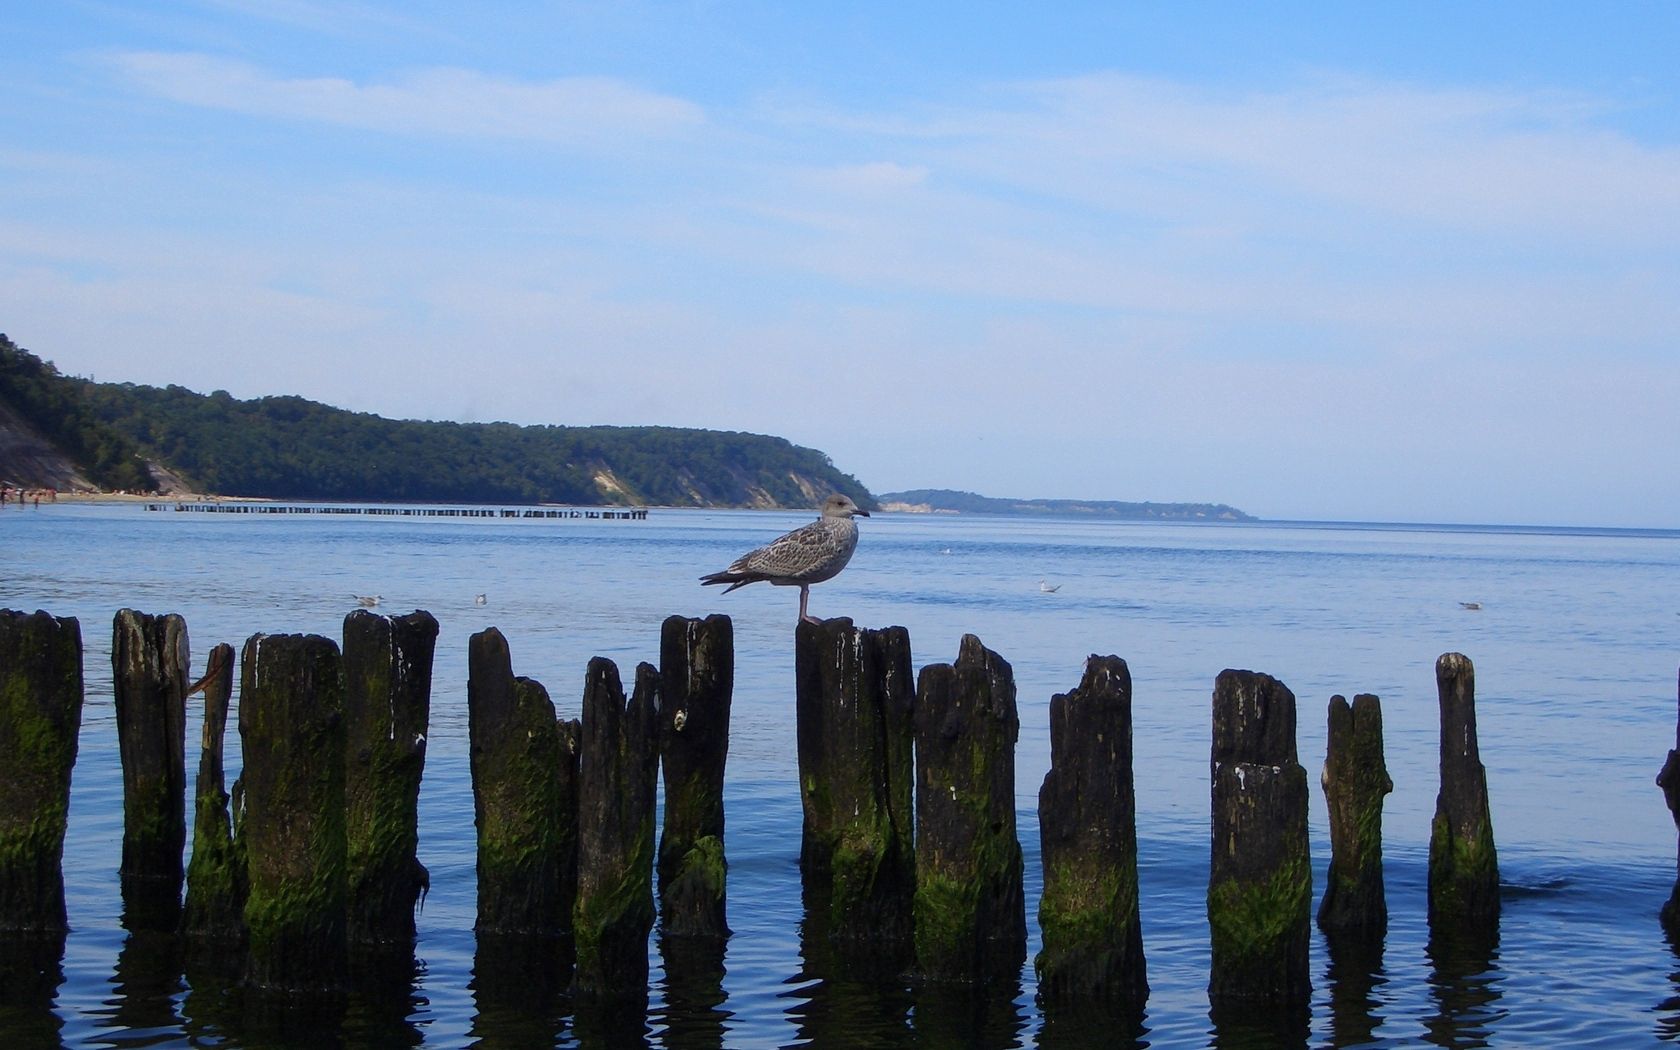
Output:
[0, 399, 95, 491]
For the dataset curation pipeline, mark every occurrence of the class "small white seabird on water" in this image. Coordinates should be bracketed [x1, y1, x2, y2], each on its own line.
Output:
[354, 594, 382, 607]
[1459, 601, 1482, 611]
[474, 593, 488, 606]
[1039, 579, 1061, 593]
[700, 494, 869, 624]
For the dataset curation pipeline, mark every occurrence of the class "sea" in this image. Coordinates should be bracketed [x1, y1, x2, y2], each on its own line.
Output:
[3, 500, 1680, 1048]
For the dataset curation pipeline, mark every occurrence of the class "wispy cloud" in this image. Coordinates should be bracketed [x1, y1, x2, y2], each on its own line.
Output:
[106, 51, 706, 144]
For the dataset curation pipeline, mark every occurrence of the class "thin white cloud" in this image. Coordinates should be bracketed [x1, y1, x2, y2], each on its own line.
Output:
[107, 51, 705, 143]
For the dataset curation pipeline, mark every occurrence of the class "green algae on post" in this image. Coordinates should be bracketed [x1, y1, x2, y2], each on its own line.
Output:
[112, 608, 190, 931]
[1035, 655, 1147, 1007]
[237, 632, 348, 993]
[1319, 693, 1392, 937]
[657, 614, 733, 940]
[0, 609, 83, 934]
[183, 643, 245, 942]
[342, 609, 437, 947]
[467, 627, 579, 938]
[794, 617, 915, 963]
[1428, 653, 1499, 935]
[913, 634, 1025, 983]
[574, 657, 661, 1002]
[1208, 669, 1312, 1013]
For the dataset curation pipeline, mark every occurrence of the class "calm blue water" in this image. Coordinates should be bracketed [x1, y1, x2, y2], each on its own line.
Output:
[4, 502, 1680, 1048]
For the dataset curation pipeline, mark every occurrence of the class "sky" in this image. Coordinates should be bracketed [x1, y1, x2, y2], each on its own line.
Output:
[2, 2, 1677, 526]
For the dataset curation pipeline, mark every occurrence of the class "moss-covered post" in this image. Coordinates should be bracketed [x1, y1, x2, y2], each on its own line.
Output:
[1207, 669, 1312, 1015]
[0, 609, 83, 934]
[1035, 655, 1147, 1007]
[112, 609, 190, 931]
[467, 627, 579, 938]
[657, 614, 733, 940]
[237, 633, 348, 993]
[1319, 693, 1391, 936]
[1658, 669, 1680, 930]
[183, 643, 245, 940]
[913, 634, 1025, 983]
[573, 658, 661, 1001]
[342, 609, 436, 946]
[794, 617, 916, 960]
[1429, 652, 1499, 934]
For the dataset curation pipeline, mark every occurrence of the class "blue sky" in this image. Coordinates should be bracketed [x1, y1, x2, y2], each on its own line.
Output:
[3, 2, 1677, 525]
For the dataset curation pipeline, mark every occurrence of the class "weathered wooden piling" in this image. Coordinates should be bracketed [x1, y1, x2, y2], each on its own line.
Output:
[0, 609, 83, 934]
[1657, 668, 1680, 929]
[1318, 693, 1392, 935]
[112, 609, 190, 930]
[794, 617, 916, 956]
[467, 627, 579, 938]
[913, 634, 1026, 983]
[342, 609, 437, 946]
[1035, 655, 1147, 1007]
[573, 658, 661, 1000]
[182, 643, 245, 940]
[1207, 669, 1312, 1011]
[657, 614, 734, 940]
[1428, 652, 1499, 933]
[238, 633, 348, 993]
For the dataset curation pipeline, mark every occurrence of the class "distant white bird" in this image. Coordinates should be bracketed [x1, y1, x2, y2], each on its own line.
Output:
[474, 593, 488, 606]
[700, 494, 869, 624]
[1039, 579, 1061, 593]
[354, 594, 382, 607]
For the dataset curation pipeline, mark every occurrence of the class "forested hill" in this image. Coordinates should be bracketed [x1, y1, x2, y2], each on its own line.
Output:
[879, 488, 1254, 521]
[0, 334, 873, 508]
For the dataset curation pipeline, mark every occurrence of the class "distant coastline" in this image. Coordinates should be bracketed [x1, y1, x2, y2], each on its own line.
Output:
[877, 488, 1255, 522]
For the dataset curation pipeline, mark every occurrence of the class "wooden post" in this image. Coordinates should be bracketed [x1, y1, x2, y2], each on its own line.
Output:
[467, 627, 579, 938]
[573, 658, 661, 1000]
[1207, 669, 1312, 1011]
[1319, 693, 1392, 935]
[1035, 655, 1147, 1007]
[0, 609, 83, 934]
[1429, 652, 1499, 933]
[342, 609, 437, 946]
[238, 633, 347, 993]
[112, 609, 190, 931]
[1658, 668, 1680, 930]
[657, 614, 733, 940]
[794, 617, 916, 957]
[182, 643, 245, 940]
[913, 634, 1025, 983]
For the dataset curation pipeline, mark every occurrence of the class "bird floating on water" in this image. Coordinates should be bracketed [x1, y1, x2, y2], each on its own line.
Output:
[1039, 579, 1061, 593]
[1459, 601, 1482, 611]
[474, 593, 488, 606]
[354, 594, 382, 607]
[700, 494, 869, 624]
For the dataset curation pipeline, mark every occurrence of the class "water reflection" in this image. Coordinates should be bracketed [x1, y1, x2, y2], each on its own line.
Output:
[1422, 928, 1504, 1049]
[92, 928, 185, 1046]
[1655, 924, 1680, 1041]
[1207, 995, 1310, 1050]
[0, 929, 67, 1048]
[1322, 932, 1388, 1048]
[656, 933, 730, 1050]
[1036, 997, 1148, 1050]
[467, 932, 571, 1050]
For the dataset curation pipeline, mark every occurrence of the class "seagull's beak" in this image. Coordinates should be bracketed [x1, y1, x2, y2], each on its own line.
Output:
[856, 508, 871, 517]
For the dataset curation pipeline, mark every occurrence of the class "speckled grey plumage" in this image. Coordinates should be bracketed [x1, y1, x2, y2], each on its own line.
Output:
[700, 494, 869, 623]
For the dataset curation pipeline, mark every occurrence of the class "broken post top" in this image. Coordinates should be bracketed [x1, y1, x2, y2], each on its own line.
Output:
[1212, 669, 1298, 767]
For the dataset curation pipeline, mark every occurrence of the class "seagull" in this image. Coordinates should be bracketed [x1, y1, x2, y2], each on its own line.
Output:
[1459, 601, 1482, 611]
[354, 594, 382, 607]
[1039, 579, 1061, 593]
[700, 494, 869, 624]
[474, 593, 488, 606]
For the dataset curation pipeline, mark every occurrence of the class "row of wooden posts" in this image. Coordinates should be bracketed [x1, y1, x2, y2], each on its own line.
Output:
[1, 604, 1640, 1016]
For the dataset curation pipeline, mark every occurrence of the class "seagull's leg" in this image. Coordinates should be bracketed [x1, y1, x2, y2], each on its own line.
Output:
[799, 584, 818, 624]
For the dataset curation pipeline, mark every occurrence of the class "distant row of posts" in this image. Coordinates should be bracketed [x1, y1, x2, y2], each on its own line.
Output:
[1, 603, 1666, 1026]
